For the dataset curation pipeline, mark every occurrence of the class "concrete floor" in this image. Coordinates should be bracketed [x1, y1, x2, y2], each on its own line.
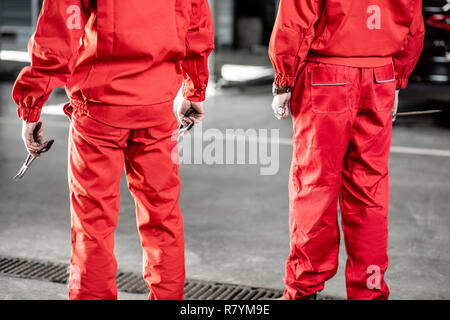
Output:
[0, 276, 146, 300]
[0, 81, 449, 300]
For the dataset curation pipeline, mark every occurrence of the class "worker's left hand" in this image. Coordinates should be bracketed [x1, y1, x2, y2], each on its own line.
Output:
[392, 90, 400, 122]
[178, 99, 205, 127]
[22, 118, 47, 157]
[272, 92, 291, 120]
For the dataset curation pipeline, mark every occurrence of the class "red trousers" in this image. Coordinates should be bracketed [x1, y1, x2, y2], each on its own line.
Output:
[285, 62, 395, 300]
[67, 106, 184, 300]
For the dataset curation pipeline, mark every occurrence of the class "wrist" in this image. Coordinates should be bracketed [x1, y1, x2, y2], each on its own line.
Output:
[272, 83, 292, 96]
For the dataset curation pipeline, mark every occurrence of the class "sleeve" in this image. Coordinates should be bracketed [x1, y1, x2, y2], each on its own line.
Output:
[182, 0, 215, 102]
[12, 0, 91, 122]
[393, 0, 425, 90]
[269, 0, 324, 88]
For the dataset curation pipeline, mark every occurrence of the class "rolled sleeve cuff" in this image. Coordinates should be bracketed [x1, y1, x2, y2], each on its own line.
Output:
[182, 79, 207, 102]
[396, 77, 409, 90]
[274, 73, 297, 88]
[183, 89, 206, 102]
[17, 107, 41, 123]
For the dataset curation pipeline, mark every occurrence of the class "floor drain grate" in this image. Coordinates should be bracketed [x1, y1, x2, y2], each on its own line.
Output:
[0, 255, 283, 300]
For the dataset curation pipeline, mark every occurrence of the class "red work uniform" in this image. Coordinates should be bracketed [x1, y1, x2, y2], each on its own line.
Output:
[12, 0, 214, 300]
[269, 0, 424, 299]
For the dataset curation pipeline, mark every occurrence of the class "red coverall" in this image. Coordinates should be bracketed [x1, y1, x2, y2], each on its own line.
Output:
[269, 0, 424, 299]
[12, 0, 214, 300]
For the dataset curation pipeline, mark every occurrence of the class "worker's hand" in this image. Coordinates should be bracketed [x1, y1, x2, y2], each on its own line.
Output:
[392, 90, 400, 122]
[271, 92, 291, 120]
[22, 118, 46, 157]
[178, 99, 205, 127]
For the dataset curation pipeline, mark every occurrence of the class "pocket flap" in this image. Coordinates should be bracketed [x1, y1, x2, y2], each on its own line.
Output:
[374, 64, 395, 83]
[311, 65, 348, 86]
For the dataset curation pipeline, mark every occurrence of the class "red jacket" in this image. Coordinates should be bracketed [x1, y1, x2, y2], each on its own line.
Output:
[13, 0, 214, 123]
[269, 0, 425, 89]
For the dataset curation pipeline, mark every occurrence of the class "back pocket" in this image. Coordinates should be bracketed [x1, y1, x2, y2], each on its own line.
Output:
[373, 64, 396, 111]
[311, 65, 349, 114]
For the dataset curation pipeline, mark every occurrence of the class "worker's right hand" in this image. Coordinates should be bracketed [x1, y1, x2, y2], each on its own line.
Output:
[21, 118, 46, 157]
[271, 92, 291, 120]
[178, 99, 205, 127]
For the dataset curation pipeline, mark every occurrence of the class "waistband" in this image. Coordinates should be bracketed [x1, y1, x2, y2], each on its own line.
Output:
[68, 98, 175, 129]
[306, 54, 393, 68]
